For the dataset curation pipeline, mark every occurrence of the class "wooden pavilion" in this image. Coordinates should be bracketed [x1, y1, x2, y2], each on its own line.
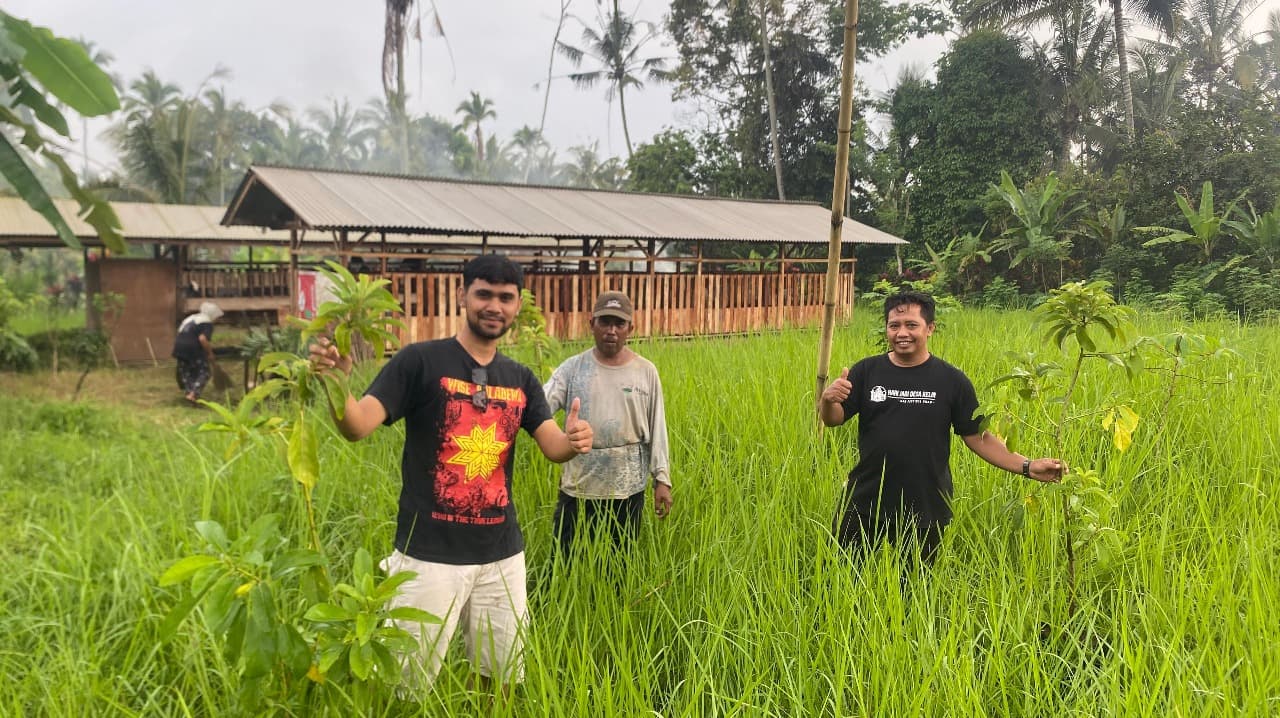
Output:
[221, 166, 907, 343]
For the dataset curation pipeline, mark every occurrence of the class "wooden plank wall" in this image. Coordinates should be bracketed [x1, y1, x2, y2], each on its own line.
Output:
[388, 271, 854, 344]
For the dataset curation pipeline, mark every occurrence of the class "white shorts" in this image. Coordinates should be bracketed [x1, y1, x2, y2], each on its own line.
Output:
[380, 550, 528, 688]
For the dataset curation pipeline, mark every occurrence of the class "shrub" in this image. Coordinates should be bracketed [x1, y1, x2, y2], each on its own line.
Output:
[25, 328, 111, 369]
[979, 276, 1020, 309]
[28, 400, 113, 436]
[0, 330, 37, 371]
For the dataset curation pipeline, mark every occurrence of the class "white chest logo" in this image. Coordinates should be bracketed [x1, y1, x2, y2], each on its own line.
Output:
[870, 386, 888, 403]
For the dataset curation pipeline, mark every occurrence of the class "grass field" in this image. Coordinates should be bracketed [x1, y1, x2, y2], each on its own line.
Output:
[1, 307, 1277, 716]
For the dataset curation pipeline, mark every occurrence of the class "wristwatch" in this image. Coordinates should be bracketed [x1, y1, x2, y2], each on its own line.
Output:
[1021, 458, 1032, 478]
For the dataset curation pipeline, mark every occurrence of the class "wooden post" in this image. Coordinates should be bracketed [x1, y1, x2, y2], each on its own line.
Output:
[816, 0, 861, 415]
[694, 241, 705, 334]
[646, 238, 656, 337]
[289, 227, 299, 319]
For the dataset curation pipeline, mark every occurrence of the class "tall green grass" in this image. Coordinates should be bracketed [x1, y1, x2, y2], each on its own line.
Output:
[1, 308, 1277, 716]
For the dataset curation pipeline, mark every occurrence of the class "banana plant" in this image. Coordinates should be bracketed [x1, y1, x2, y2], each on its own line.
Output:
[1224, 199, 1280, 270]
[1136, 181, 1243, 264]
[989, 171, 1083, 291]
[0, 11, 124, 251]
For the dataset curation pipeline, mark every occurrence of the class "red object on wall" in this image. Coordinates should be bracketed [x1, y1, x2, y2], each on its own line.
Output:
[297, 272, 317, 317]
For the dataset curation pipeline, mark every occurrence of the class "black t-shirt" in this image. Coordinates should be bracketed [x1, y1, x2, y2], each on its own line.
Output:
[172, 319, 213, 360]
[837, 353, 982, 529]
[365, 338, 553, 565]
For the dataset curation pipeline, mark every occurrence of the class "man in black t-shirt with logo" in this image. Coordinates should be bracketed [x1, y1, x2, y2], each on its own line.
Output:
[310, 255, 593, 695]
[820, 290, 1065, 564]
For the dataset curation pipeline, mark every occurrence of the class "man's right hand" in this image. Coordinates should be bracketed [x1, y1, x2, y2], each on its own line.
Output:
[310, 337, 352, 377]
[821, 367, 851, 404]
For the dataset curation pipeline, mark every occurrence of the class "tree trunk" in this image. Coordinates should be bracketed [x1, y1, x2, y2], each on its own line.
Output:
[759, 0, 786, 200]
[1111, 0, 1136, 138]
[618, 82, 634, 159]
[540, 0, 573, 137]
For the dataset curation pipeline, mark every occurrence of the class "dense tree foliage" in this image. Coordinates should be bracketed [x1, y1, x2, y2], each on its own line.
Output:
[15, 0, 1279, 317]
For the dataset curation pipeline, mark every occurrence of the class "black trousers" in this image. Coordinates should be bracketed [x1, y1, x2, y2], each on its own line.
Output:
[834, 505, 945, 567]
[553, 489, 645, 559]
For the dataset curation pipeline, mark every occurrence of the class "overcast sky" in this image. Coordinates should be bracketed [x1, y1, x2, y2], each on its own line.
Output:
[8, 0, 1279, 177]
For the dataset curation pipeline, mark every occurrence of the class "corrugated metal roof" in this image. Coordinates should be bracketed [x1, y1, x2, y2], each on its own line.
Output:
[224, 165, 908, 246]
[0, 197, 293, 247]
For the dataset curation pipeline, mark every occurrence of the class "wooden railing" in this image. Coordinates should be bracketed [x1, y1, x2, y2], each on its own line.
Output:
[180, 265, 293, 313]
[386, 270, 855, 344]
[182, 265, 291, 299]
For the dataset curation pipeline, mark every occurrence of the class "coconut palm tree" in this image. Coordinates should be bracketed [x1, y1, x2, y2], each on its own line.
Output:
[455, 91, 496, 166]
[1128, 40, 1189, 132]
[1024, 1, 1115, 166]
[307, 98, 369, 170]
[382, 0, 415, 172]
[965, 0, 1183, 138]
[557, 3, 671, 158]
[1175, 0, 1263, 102]
[73, 38, 118, 182]
[509, 125, 551, 183]
[555, 142, 626, 189]
[258, 111, 326, 168]
[111, 71, 191, 202]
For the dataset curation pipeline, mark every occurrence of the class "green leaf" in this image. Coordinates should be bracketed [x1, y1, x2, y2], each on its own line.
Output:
[334, 323, 352, 358]
[287, 416, 319, 490]
[371, 643, 401, 684]
[386, 606, 442, 624]
[353, 547, 374, 583]
[0, 12, 120, 116]
[305, 602, 356, 622]
[319, 371, 349, 421]
[8, 73, 70, 136]
[0, 131, 79, 249]
[373, 570, 418, 600]
[195, 520, 230, 550]
[242, 585, 277, 679]
[158, 554, 220, 586]
[349, 640, 374, 681]
[278, 624, 312, 678]
[157, 589, 204, 643]
[356, 613, 376, 645]
[271, 548, 325, 577]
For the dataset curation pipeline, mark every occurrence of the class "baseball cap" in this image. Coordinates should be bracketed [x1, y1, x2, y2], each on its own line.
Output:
[591, 291, 633, 321]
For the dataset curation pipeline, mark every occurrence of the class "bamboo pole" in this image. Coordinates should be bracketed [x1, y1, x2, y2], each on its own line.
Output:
[815, 0, 860, 415]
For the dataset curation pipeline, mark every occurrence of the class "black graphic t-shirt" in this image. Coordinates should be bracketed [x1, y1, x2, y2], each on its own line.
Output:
[365, 338, 552, 565]
[837, 354, 982, 529]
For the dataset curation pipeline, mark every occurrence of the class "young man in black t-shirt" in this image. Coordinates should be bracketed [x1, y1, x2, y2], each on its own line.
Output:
[310, 255, 593, 695]
[819, 291, 1065, 563]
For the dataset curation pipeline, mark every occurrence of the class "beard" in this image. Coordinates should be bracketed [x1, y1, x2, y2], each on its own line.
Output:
[467, 312, 512, 340]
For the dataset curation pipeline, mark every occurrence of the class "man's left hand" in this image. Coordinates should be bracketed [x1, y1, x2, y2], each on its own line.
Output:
[654, 482, 672, 519]
[1029, 458, 1066, 483]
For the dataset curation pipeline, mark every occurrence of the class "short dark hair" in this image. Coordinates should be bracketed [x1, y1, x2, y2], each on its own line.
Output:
[883, 290, 936, 324]
[462, 254, 524, 290]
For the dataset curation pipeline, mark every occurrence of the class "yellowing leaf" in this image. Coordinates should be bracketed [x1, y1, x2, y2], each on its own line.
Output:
[1102, 405, 1140, 452]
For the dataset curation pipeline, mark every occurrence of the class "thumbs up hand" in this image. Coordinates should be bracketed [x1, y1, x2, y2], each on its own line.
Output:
[821, 367, 852, 405]
[565, 397, 593, 454]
